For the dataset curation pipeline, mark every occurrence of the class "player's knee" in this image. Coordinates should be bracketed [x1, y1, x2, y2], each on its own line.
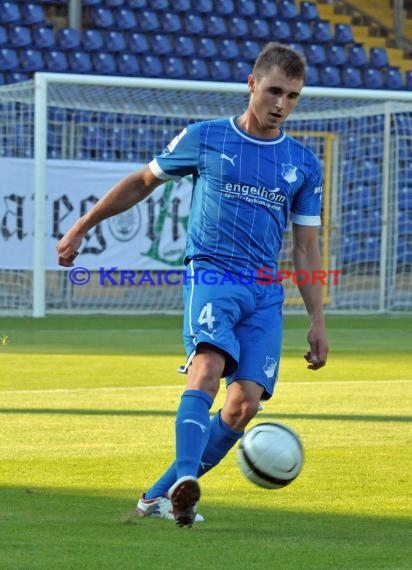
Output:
[223, 399, 260, 431]
[187, 351, 225, 397]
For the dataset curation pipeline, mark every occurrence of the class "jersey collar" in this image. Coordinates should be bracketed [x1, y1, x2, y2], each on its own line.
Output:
[230, 116, 286, 145]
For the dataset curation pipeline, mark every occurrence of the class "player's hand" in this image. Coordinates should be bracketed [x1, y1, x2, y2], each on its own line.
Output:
[304, 322, 329, 370]
[56, 231, 84, 267]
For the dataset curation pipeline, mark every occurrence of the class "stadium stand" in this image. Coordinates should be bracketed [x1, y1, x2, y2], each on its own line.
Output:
[0, 0, 411, 89]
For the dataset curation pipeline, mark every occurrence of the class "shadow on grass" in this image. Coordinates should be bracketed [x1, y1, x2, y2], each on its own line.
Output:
[0, 407, 411, 423]
[0, 485, 411, 570]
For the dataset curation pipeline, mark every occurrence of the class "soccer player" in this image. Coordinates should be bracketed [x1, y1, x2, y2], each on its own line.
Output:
[57, 42, 329, 527]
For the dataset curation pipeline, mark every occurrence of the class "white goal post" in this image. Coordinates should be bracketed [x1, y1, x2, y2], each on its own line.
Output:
[0, 73, 412, 316]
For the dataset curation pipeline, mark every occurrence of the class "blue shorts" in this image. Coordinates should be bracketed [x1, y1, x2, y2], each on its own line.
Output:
[182, 259, 284, 400]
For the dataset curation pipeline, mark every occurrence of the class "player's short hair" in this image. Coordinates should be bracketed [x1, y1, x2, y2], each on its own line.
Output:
[252, 42, 307, 81]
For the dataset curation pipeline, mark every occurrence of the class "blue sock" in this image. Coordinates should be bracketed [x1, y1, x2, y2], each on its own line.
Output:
[198, 410, 243, 477]
[175, 389, 213, 479]
[144, 409, 242, 499]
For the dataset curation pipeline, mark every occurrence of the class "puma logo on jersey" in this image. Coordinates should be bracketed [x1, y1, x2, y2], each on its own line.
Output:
[200, 329, 216, 341]
[220, 152, 237, 166]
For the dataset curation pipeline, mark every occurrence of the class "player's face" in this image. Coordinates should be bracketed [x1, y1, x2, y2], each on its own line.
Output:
[247, 65, 303, 137]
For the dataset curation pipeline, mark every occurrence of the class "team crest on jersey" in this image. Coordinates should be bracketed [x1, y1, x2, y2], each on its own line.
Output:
[282, 163, 298, 183]
[263, 357, 278, 379]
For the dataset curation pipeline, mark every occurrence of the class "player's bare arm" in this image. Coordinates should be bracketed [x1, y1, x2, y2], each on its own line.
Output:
[57, 166, 163, 267]
[292, 223, 329, 370]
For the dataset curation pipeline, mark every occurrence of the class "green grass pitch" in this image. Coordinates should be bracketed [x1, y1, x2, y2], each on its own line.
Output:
[0, 314, 411, 570]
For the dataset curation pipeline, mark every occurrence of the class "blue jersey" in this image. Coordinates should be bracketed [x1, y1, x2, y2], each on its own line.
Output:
[149, 117, 323, 276]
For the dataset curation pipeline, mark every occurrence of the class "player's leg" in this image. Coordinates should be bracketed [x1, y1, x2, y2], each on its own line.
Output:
[169, 261, 251, 525]
[168, 344, 225, 526]
[199, 291, 284, 472]
[140, 261, 250, 525]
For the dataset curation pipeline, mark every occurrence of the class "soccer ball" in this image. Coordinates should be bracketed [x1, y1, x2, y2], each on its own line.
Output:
[237, 422, 304, 489]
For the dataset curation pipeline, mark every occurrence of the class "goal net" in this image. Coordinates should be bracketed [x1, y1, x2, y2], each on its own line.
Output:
[0, 74, 411, 315]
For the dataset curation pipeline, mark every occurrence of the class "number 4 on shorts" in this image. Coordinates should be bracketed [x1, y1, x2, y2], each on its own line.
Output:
[198, 302, 215, 330]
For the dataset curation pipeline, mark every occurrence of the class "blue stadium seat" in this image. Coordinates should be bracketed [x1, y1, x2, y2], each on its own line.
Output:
[249, 18, 269, 39]
[363, 67, 384, 89]
[228, 17, 249, 38]
[320, 65, 341, 87]
[140, 55, 163, 77]
[0, 3, 20, 24]
[238, 0, 257, 16]
[288, 42, 305, 55]
[81, 29, 104, 52]
[210, 60, 231, 81]
[306, 64, 320, 86]
[32, 26, 55, 49]
[258, 0, 277, 17]
[363, 236, 380, 263]
[80, 0, 100, 4]
[127, 32, 149, 54]
[198, 37, 218, 58]
[243, 40, 260, 62]
[116, 53, 139, 76]
[184, 14, 204, 35]
[406, 70, 412, 90]
[205, 15, 226, 37]
[334, 23, 354, 45]
[341, 236, 362, 264]
[398, 210, 412, 233]
[105, 31, 127, 52]
[151, 34, 173, 55]
[341, 66, 362, 88]
[369, 47, 389, 69]
[80, 125, 104, 151]
[109, 126, 131, 151]
[187, 58, 208, 80]
[8, 26, 31, 48]
[22, 3, 45, 25]
[196, 0, 214, 13]
[214, 0, 234, 15]
[397, 236, 412, 264]
[114, 8, 138, 30]
[312, 20, 333, 43]
[136, 10, 159, 32]
[327, 45, 347, 66]
[300, 1, 319, 21]
[161, 12, 182, 33]
[149, 0, 169, 8]
[127, 0, 149, 7]
[292, 21, 312, 43]
[163, 56, 185, 78]
[0, 48, 19, 71]
[44, 50, 69, 72]
[271, 20, 291, 42]
[278, 0, 298, 20]
[68, 51, 92, 73]
[57, 28, 80, 51]
[20, 49, 44, 72]
[348, 44, 368, 67]
[174, 35, 195, 57]
[0, 27, 7, 47]
[219, 38, 239, 60]
[173, 0, 190, 11]
[5, 72, 29, 83]
[399, 180, 412, 210]
[92, 7, 114, 29]
[305, 44, 326, 66]
[105, 0, 124, 6]
[385, 67, 404, 90]
[232, 61, 251, 82]
[92, 53, 117, 75]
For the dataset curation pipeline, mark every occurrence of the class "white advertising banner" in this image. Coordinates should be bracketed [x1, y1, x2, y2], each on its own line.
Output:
[0, 158, 192, 270]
